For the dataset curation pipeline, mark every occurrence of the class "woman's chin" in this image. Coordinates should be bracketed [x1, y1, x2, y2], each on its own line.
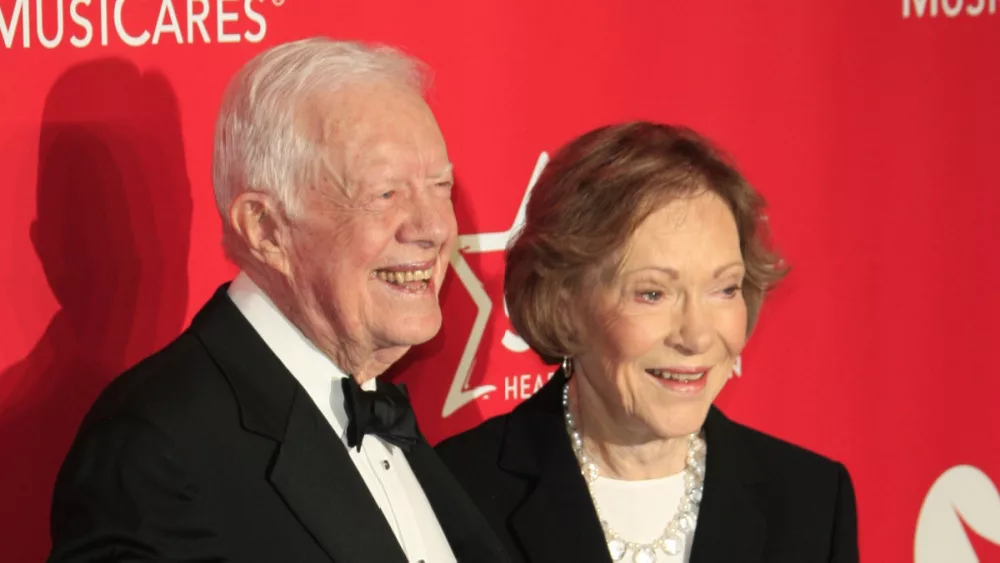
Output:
[644, 402, 712, 438]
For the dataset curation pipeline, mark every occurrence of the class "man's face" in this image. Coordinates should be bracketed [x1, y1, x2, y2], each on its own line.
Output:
[284, 81, 457, 372]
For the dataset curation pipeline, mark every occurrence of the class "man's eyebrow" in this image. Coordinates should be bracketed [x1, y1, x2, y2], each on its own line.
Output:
[429, 163, 454, 180]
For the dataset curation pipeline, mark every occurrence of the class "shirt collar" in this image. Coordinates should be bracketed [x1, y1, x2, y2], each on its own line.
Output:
[226, 271, 376, 439]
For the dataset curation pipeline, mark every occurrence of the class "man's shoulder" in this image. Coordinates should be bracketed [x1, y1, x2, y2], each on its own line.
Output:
[83, 331, 235, 435]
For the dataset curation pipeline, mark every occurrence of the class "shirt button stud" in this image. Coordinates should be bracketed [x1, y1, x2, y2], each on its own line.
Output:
[381, 460, 391, 470]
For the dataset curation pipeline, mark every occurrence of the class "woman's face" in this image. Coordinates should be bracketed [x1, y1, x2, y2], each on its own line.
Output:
[574, 190, 748, 440]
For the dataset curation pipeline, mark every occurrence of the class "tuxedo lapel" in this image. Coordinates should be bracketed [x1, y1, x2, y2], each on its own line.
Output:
[404, 440, 511, 563]
[502, 374, 612, 563]
[190, 285, 407, 563]
[688, 407, 766, 563]
[270, 389, 407, 563]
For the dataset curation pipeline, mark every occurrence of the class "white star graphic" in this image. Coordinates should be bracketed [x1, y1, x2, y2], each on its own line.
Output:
[441, 152, 550, 417]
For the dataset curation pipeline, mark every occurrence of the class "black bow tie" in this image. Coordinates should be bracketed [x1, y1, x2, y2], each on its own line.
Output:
[341, 376, 421, 452]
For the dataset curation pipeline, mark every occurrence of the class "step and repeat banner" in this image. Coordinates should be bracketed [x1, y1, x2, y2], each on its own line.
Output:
[1, 0, 998, 561]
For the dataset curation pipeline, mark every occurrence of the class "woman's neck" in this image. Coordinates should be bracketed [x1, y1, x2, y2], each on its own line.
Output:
[570, 372, 690, 481]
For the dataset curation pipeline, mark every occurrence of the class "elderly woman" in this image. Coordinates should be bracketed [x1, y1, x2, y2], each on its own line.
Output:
[436, 122, 859, 563]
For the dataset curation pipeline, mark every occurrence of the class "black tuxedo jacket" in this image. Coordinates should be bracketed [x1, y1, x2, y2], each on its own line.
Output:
[436, 372, 859, 563]
[48, 285, 510, 563]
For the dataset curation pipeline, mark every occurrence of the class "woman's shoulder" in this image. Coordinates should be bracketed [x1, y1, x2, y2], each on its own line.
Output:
[433, 411, 526, 501]
[436, 376, 565, 466]
[710, 409, 859, 555]
[435, 411, 511, 459]
[708, 407, 854, 496]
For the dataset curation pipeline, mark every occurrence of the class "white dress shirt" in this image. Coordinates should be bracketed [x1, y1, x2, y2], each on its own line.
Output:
[227, 272, 456, 563]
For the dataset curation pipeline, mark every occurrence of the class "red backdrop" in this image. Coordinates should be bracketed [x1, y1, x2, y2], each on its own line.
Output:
[2, 1, 999, 561]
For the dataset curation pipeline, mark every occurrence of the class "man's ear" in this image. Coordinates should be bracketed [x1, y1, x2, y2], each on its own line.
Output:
[229, 191, 292, 275]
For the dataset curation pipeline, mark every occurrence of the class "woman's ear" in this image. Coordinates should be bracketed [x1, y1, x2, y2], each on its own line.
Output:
[557, 283, 587, 352]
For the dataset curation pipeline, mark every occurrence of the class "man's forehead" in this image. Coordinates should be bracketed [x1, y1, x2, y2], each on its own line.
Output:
[304, 83, 450, 185]
[337, 122, 449, 174]
[319, 81, 433, 130]
[349, 150, 452, 182]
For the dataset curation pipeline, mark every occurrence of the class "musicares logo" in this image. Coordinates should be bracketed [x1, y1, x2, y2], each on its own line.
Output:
[915, 465, 1000, 562]
[442, 153, 744, 418]
[903, 0, 997, 17]
[1, 0, 278, 49]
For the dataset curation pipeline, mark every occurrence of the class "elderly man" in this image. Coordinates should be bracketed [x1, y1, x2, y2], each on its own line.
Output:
[48, 38, 508, 563]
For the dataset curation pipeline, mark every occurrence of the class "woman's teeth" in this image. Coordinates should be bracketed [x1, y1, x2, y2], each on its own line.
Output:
[646, 369, 706, 382]
[373, 267, 433, 284]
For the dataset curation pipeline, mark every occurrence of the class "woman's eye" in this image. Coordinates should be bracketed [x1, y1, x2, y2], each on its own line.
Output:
[638, 290, 663, 303]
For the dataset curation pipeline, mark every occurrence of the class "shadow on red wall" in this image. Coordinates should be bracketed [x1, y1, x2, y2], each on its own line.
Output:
[0, 59, 193, 561]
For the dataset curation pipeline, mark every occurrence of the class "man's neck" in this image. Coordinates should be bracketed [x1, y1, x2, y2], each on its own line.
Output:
[243, 268, 403, 384]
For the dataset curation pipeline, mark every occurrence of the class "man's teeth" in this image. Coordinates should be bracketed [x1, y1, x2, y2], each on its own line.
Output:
[374, 267, 433, 284]
[646, 369, 706, 382]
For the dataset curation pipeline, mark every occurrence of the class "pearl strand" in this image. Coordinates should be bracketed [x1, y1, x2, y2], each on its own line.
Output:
[562, 382, 707, 562]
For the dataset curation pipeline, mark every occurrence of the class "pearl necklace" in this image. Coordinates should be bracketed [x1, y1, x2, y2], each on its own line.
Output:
[562, 382, 707, 563]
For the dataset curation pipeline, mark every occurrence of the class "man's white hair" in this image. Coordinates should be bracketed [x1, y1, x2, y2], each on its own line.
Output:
[212, 37, 429, 229]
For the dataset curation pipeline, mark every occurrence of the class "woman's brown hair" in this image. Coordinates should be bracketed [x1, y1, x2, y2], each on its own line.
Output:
[504, 122, 788, 364]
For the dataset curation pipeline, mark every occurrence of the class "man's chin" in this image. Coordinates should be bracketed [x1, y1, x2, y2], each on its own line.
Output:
[378, 316, 443, 348]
